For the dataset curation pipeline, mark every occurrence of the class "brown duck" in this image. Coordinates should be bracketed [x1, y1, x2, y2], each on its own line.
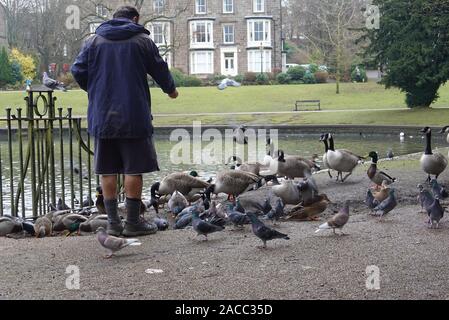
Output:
[286, 194, 331, 221]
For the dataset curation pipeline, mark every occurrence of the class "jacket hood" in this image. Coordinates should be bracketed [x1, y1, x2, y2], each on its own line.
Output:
[96, 18, 150, 41]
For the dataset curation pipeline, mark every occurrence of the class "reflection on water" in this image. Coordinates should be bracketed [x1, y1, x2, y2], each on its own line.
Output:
[1, 130, 448, 217]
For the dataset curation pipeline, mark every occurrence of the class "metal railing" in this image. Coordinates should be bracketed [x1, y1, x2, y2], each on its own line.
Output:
[0, 86, 100, 218]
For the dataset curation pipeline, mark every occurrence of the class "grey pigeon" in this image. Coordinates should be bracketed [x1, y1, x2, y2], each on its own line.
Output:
[174, 213, 193, 230]
[387, 149, 394, 160]
[265, 198, 285, 224]
[153, 216, 169, 231]
[365, 189, 377, 210]
[96, 227, 141, 259]
[428, 198, 445, 229]
[430, 179, 448, 199]
[373, 189, 398, 220]
[246, 212, 290, 249]
[192, 211, 224, 241]
[227, 207, 251, 228]
[43, 72, 67, 91]
[315, 201, 350, 235]
[417, 184, 434, 213]
[207, 215, 227, 228]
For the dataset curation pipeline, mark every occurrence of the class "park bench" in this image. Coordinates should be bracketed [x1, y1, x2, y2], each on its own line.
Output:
[294, 100, 321, 112]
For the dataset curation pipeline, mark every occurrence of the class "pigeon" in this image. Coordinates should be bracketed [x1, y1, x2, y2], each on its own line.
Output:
[315, 202, 350, 235]
[365, 189, 377, 210]
[153, 216, 169, 231]
[246, 212, 290, 248]
[34, 216, 52, 238]
[387, 149, 394, 160]
[427, 198, 445, 229]
[168, 191, 189, 216]
[372, 189, 398, 220]
[173, 213, 193, 230]
[227, 205, 251, 228]
[265, 198, 285, 224]
[207, 215, 227, 228]
[42, 72, 67, 91]
[430, 179, 448, 199]
[57, 198, 71, 211]
[417, 184, 434, 213]
[191, 211, 225, 241]
[96, 227, 141, 259]
[234, 198, 246, 214]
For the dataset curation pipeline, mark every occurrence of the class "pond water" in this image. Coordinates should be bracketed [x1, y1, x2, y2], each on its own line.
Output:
[1, 129, 448, 217]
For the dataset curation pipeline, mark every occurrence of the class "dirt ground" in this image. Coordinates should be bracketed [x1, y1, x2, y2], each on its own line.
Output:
[1, 152, 449, 300]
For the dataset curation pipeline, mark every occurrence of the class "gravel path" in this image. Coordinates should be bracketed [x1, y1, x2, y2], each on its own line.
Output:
[1, 153, 449, 300]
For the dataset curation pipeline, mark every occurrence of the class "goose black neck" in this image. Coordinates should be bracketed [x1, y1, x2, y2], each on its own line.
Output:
[328, 136, 335, 151]
[425, 132, 433, 155]
[322, 139, 329, 152]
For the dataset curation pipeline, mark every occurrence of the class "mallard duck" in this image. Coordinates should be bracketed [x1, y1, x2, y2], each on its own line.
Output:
[319, 134, 333, 179]
[0, 216, 23, 237]
[324, 133, 364, 182]
[53, 214, 88, 234]
[372, 181, 391, 203]
[151, 172, 210, 198]
[205, 170, 261, 202]
[168, 191, 189, 216]
[34, 216, 52, 238]
[287, 194, 331, 221]
[420, 127, 448, 181]
[268, 150, 320, 180]
[272, 180, 302, 205]
[367, 151, 396, 187]
[79, 214, 109, 233]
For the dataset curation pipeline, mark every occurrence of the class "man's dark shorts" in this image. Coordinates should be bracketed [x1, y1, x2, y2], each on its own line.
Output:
[94, 137, 160, 175]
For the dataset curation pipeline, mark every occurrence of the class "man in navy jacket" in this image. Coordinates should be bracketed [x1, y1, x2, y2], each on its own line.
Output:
[72, 6, 178, 237]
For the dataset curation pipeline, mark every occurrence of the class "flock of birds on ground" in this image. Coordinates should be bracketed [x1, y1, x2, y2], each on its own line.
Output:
[1, 126, 449, 258]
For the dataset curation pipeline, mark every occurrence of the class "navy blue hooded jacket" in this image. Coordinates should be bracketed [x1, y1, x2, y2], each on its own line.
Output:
[71, 18, 176, 139]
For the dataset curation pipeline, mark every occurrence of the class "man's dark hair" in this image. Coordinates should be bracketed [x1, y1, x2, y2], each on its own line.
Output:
[113, 6, 140, 20]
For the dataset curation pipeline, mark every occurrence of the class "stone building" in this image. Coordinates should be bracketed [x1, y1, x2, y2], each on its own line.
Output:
[84, 0, 284, 77]
[0, 6, 8, 48]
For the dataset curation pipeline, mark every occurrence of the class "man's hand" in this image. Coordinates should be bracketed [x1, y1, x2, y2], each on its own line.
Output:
[168, 90, 179, 99]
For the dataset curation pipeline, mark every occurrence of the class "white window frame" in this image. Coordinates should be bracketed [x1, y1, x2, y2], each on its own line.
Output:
[247, 19, 271, 47]
[190, 20, 214, 49]
[195, 0, 207, 15]
[89, 22, 101, 34]
[253, 0, 265, 13]
[223, 0, 234, 14]
[223, 24, 235, 44]
[190, 51, 214, 74]
[147, 22, 171, 46]
[96, 4, 108, 18]
[153, 0, 165, 14]
[247, 49, 272, 73]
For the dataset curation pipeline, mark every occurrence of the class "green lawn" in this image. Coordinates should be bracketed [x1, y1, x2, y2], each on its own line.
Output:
[1, 82, 449, 126]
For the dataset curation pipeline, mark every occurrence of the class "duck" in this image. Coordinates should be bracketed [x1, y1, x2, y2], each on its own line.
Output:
[268, 150, 320, 180]
[319, 134, 334, 179]
[52, 214, 88, 235]
[168, 191, 189, 216]
[286, 194, 331, 221]
[323, 133, 364, 182]
[420, 127, 448, 181]
[34, 216, 53, 238]
[205, 170, 261, 202]
[0, 216, 23, 237]
[372, 180, 391, 203]
[79, 214, 109, 233]
[272, 180, 302, 205]
[151, 172, 210, 198]
[367, 151, 396, 187]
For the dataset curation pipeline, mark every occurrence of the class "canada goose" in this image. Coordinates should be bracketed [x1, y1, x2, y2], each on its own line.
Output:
[420, 127, 448, 181]
[168, 191, 189, 216]
[269, 150, 320, 180]
[205, 170, 261, 202]
[324, 133, 364, 182]
[272, 180, 302, 205]
[151, 172, 210, 198]
[319, 134, 333, 179]
[227, 156, 264, 176]
[367, 151, 396, 187]
[233, 125, 248, 145]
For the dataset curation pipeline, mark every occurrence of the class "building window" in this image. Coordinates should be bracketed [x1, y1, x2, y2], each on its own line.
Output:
[247, 19, 271, 47]
[153, 0, 165, 14]
[253, 0, 264, 13]
[223, 25, 235, 44]
[96, 4, 108, 18]
[248, 50, 272, 73]
[223, 0, 234, 13]
[196, 0, 207, 14]
[148, 22, 170, 46]
[190, 21, 214, 48]
[191, 51, 214, 74]
[89, 22, 101, 34]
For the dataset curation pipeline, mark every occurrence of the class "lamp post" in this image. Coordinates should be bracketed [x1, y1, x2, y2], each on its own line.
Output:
[260, 42, 264, 75]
